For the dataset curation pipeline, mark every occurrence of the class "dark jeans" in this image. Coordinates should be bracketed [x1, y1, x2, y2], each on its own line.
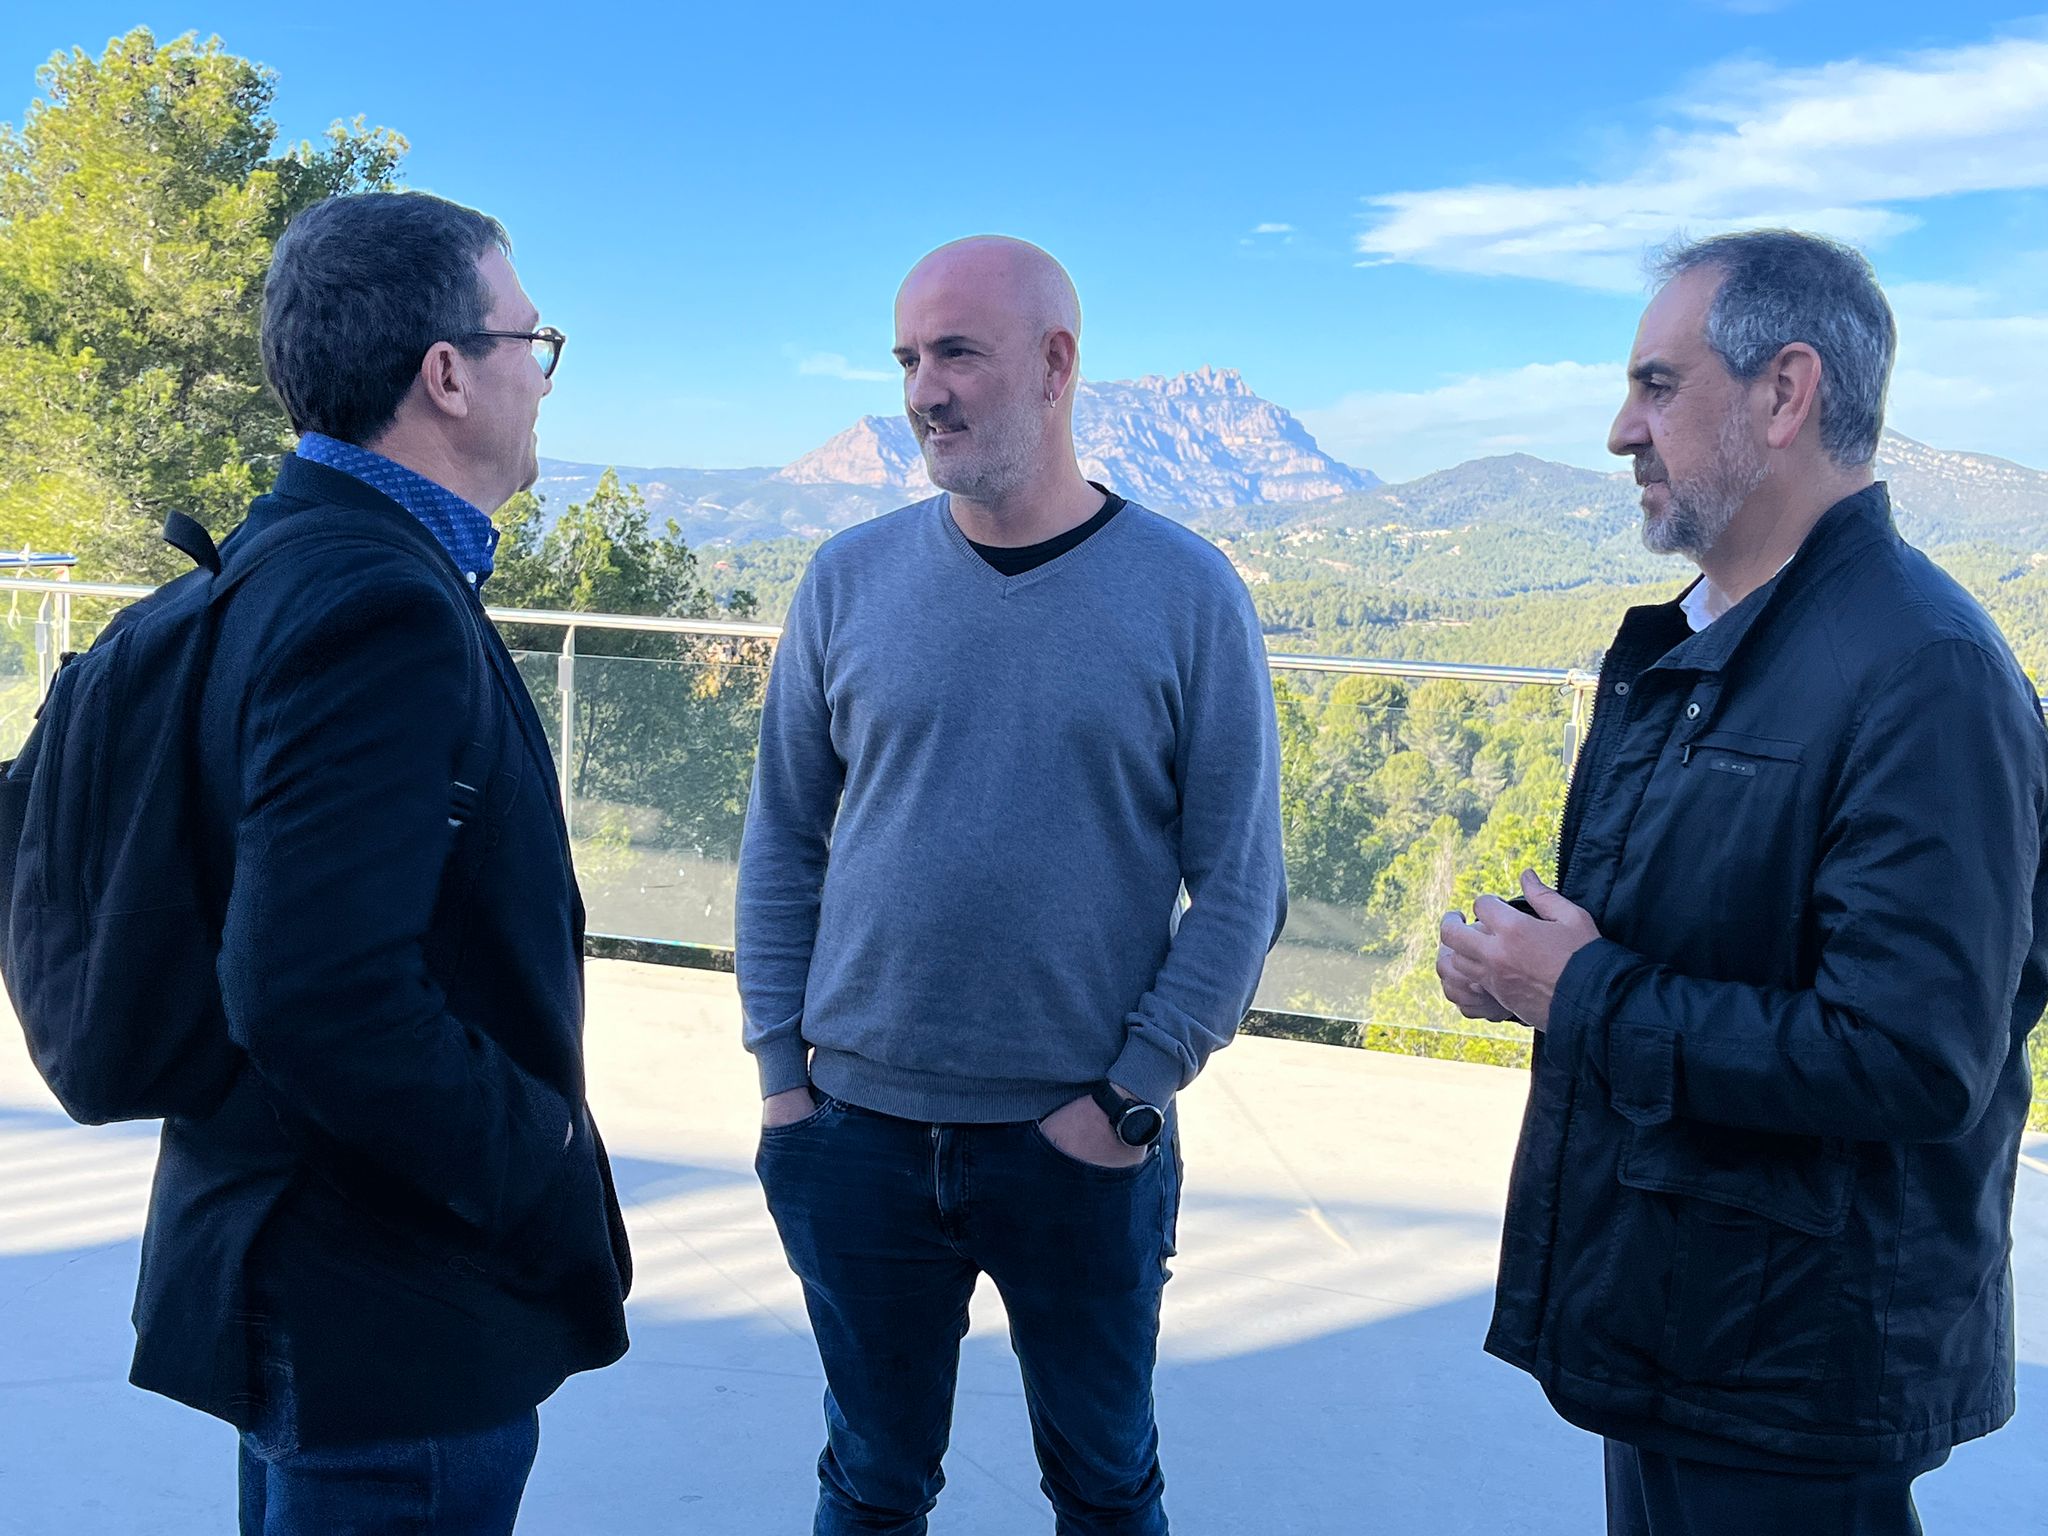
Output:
[237, 1355, 540, 1535]
[757, 1093, 1181, 1536]
[1604, 1439, 1932, 1536]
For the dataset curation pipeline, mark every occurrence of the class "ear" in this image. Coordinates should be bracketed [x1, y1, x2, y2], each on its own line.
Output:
[417, 340, 474, 422]
[1044, 327, 1079, 407]
[1763, 342, 1822, 452]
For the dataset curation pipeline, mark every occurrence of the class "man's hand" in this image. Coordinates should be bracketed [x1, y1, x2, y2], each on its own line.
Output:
[1436, 923, 1516, 1022]
[1436, 870, 1601, 1032]
[762, 1086, 818, 1128]
[1038, 1084, 1148, 1168]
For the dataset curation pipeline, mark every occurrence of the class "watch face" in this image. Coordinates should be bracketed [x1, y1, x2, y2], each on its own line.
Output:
[1118, 1104, 1165, 1146]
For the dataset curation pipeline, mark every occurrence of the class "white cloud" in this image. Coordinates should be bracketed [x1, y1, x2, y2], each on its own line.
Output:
[793, 350, 893, 383]
[1293, 294, 2048, 482]
[1252, 222, 1295, 234]
[1298, 360, 1629, 482]
[1885, 286, 2048, 465]
[1357, 33, 2048, 289]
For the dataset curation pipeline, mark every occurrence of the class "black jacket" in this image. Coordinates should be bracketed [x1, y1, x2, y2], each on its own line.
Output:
[1488, 484, 2048, 1465]
[131, 456, 630, 1444]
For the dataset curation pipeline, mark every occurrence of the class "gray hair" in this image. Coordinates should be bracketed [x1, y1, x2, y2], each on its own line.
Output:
[261, 192, 511, 444]
[1652, 230, 1897, 468]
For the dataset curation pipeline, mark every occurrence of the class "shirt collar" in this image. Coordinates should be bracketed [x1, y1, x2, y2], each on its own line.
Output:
[293, 432, 501, 588]
[1678, 577, 1725, 633]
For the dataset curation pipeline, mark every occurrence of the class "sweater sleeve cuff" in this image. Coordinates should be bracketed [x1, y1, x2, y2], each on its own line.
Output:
[753, 1034, 812, 1099]
[1109, 1033, 1185, 1108]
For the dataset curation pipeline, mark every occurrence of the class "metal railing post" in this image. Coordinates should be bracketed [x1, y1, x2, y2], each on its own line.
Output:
[32, 595, 52, 703]
[54, 568, 71, 664]
[558, 625, 577, 832]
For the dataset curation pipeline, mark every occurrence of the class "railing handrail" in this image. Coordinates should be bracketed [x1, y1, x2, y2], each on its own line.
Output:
[0, 578, 140, 599]
[21, 576, 2042, 710]
[0, 575, 1600, 690]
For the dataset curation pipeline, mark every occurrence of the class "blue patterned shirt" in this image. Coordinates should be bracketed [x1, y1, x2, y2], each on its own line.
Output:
[293, 432, 502, 589]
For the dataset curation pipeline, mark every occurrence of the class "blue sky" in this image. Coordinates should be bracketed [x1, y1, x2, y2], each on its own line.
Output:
[6, 3, 2048, 481]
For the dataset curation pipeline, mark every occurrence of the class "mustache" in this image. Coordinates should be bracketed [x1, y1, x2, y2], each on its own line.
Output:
[1633, 455, 1667, 486]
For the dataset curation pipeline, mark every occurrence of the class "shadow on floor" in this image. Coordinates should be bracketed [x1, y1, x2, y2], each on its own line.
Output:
[0, 1109, 2041, 1535]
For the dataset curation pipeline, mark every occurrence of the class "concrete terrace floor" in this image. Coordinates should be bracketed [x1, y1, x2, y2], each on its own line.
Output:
[0, 961, 2041, 1535]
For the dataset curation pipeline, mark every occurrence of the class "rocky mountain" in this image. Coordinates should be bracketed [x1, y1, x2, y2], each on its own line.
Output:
[1076, 367, 1375, 506]
[540, 367, 1376, 543]
[772, 417, 929, 490]
[539, 384, 2047, 556]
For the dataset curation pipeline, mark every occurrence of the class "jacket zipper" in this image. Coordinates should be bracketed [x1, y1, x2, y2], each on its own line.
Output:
[1553, 646, 1616, 896]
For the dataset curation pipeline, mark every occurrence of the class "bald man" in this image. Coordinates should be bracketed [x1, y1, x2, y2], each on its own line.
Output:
[737, 237, 1288, 1536]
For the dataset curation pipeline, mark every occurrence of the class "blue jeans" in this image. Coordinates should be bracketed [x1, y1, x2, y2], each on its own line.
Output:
[237, 1356, 540, 1536]
[757, 1093, 1181, 1536]
[1604, 1439, 1933, 1535]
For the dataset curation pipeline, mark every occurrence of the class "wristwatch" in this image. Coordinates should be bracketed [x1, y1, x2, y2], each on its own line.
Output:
[1091, 1081, 1166, 1148]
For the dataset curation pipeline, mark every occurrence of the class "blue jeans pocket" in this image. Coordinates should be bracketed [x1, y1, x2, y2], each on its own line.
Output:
[757, 1091, 843, 1142]
[1026, 1120, 1159, 1180]
[242, 1352, 301, 1462]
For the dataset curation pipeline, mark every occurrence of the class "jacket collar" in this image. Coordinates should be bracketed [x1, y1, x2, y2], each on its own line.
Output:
[1654, 481, 1896, 675]
[233, 454, 568, 806]
[230, 455, 465, 581]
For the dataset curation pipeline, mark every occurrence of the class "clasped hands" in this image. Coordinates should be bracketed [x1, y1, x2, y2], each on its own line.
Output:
[1435, 870, 1600, 1033]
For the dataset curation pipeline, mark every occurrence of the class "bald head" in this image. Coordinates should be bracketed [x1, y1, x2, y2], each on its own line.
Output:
[897, 236, 1081, 346]
[893, 236, 1087, 509]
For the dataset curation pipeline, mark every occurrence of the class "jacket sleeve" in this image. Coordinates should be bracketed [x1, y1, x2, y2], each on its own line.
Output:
[734, 565, 843, 1098]
[1110, 575, 1290, 1105]
[218, 557, 576, 1239]
[1550, 636, 2048, 1143]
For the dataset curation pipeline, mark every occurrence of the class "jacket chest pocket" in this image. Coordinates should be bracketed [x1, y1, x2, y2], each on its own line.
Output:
[1622, 728, 1813, 916]
[1676, 728, 1805, 800]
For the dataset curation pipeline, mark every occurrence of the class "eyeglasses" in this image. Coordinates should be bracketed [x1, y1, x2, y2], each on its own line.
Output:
[464, 325, 567, 379]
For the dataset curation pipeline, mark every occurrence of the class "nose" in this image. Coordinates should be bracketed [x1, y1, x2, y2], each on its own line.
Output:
[905, 359, 945, 418]
[1608, 393, 1645, 459]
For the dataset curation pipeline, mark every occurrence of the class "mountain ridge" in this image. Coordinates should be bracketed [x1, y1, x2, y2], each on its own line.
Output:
[539, 367, 1375, 542]
[537, 376, 2048, 556]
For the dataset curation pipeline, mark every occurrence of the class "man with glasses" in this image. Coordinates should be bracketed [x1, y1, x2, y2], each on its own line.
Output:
[130, 191, 630, 1534]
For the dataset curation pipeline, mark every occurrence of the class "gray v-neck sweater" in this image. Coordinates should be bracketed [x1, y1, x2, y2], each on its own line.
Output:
[736, 493, 1288, 1121]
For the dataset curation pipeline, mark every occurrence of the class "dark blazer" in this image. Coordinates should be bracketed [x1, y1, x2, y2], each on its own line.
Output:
[1487, 484, 2048, 1465]
[131, 455, 630, 1445]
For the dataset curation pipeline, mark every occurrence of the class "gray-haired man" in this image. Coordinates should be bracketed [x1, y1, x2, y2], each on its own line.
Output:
[1438, 230, 2047, 1533]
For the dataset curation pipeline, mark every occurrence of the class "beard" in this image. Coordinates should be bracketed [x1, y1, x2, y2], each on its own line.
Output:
[1640, 405, 1768, 558]
[911, 385, 1043, 503]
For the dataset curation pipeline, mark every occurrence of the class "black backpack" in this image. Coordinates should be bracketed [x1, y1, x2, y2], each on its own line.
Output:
[0, 511, 487, 1124]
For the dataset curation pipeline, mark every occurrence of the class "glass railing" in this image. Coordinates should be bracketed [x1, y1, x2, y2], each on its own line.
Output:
[1257, 663, 1583, 1063]
[1, 580, 124, 760]
[506, 642, 772, 953]
[0, 573, 1622, 1061]
[7, 572, 2045, 1122]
